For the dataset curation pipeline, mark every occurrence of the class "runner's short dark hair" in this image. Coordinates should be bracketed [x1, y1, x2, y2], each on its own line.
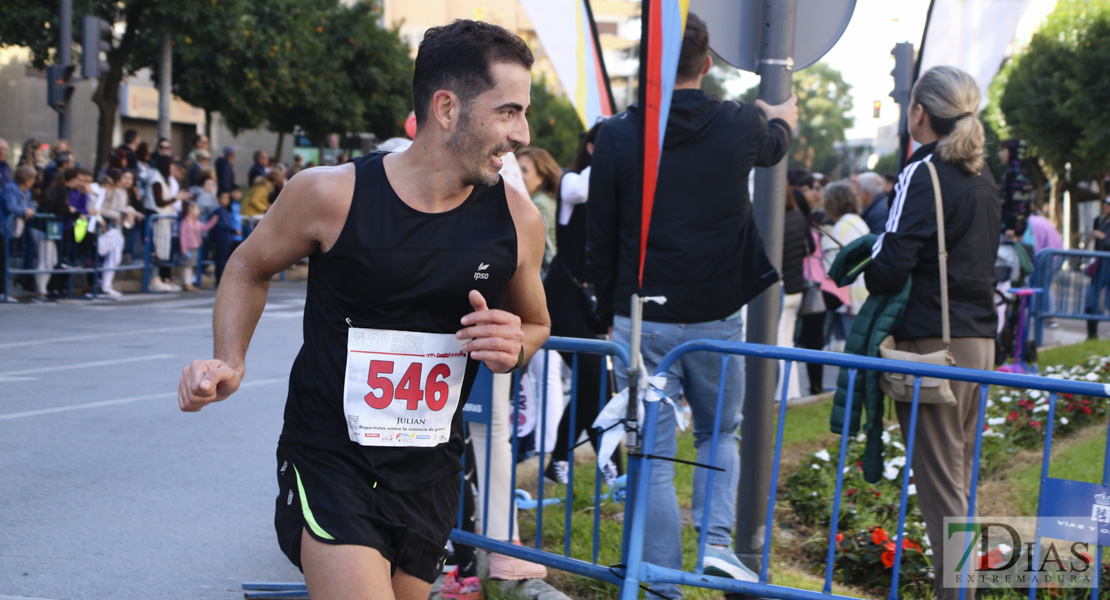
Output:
[412, 19, 534, 128]
[677, 13, 709, 83]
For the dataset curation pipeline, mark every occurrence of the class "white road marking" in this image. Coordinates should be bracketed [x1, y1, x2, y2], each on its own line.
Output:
[0, 324, 207, 350]
[0, 377, 287, 421]
[0, 354, 176, 379]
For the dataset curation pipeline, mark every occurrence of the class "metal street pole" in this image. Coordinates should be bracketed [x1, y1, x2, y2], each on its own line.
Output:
[58, 0, 72, 141]
[734, 0, 797, 585]
[158, 33, 172, 144]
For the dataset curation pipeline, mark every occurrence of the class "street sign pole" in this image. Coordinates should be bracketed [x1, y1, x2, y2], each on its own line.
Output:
[733, 1, 797, 587]
[58, 0, 72, 141]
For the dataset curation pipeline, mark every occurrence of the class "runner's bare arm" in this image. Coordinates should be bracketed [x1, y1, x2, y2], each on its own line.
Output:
[457, 182, 551, 373]
[178, 165, 354, 412]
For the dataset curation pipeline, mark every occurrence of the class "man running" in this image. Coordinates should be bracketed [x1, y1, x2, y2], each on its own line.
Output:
[177, 20, 550, 600]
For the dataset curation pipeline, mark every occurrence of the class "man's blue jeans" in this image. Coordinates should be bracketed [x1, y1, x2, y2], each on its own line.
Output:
[613, 313, 745, 599]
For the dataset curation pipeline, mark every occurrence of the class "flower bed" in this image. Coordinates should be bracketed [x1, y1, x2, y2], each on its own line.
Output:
[782, 356, 1110, 597]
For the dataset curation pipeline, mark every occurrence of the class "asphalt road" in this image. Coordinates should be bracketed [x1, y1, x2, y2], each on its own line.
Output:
[0, 282, 310, 600]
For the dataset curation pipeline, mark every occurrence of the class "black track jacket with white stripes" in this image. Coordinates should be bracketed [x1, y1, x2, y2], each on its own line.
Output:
[864, 142, 1001, 341]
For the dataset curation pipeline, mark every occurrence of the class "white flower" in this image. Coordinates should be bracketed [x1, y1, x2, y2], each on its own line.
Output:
[884, 463, 900, 480]
[1033, 405, 1049, 413]
[882, 430, 892, 444]
[892, 441, 905, 451]
[811, 464, 821, 470]
[1000, 396, 1013, 403]
[908, 484, 917, 495]
[814, 449, 831, 462]
[1086, 372, 1099, 382]
[1029, 390, 1042, 400]
[988, 417, 1006, 426]
[888, 455, 907, 468]
[812, 491, 819, 496]
[987, 399, 995, 409]
[1061, 417, 1070, 425]
[855, 433, 866, 443]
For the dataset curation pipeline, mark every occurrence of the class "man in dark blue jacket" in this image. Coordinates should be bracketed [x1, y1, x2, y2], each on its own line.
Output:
[586, 12, 796, 598]
[215, 145, 238, 195]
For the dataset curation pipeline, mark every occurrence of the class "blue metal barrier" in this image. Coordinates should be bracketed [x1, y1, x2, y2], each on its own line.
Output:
[1, 214, 119, 299]
[450, 337, 632, 585]
[1032, 248, 1110, 346]
[245, 335, 1110, 599]
[616, 340, 1110, 600]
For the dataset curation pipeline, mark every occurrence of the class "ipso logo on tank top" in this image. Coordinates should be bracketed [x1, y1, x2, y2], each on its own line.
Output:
[342, 327, 467, 447]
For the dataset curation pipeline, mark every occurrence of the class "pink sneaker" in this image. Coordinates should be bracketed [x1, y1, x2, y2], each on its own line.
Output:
[440, 568, 482, 600]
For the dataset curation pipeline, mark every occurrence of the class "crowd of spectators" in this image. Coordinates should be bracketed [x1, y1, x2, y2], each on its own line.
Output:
[0, 131, 303, 301]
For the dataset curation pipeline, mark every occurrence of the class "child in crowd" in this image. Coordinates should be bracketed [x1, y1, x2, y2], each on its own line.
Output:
[177, 199, 218, 291]
[211, 191, 241, 284]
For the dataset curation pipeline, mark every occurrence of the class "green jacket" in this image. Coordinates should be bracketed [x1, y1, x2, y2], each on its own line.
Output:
[827, 234, 912, 484]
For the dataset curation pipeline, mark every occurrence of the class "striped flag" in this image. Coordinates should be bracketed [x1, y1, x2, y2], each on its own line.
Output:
[637, 0, 690, 287]
[520, 0, 615, 128]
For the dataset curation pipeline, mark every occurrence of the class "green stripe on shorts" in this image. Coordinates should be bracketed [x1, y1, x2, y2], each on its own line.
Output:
[292, 464, 335, 540]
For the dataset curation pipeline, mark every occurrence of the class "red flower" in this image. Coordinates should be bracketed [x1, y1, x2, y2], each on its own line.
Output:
[1007, 412, 1019, 421]
[872, 528, 890, 545]
[836, 533, 844, 544]
[846, 488, 857, 496]
[874, 490, 882, 497]
[884, 541, 896, 553]
[1030, 420, 1042, 427]
[881, 550, 896, 568]
[902, 538, 922, 552]
[1082, 406, 1092, 415]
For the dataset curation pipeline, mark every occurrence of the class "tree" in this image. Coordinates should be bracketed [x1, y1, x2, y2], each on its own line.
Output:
[1001, 0, 1110, 205]
[0, 0, 194, 170]
[526, 75, 584, 166]
[740, 61, 855, 176]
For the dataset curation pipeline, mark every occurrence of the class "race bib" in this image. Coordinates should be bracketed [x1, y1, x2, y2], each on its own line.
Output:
[343, 327, 468, 447]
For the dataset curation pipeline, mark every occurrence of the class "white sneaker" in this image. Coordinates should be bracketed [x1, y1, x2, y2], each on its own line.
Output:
[704, 545, 758, 582]
[148, 279, 169, 292]
[101, 286, 123, 298]
[602, 460, 619, 487]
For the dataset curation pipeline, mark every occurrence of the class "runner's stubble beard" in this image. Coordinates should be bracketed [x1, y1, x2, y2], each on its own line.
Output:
[448, 103, 515, 188]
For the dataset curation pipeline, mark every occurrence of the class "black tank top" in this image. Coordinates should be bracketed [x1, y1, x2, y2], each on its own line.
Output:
[279, 152, 518, 490]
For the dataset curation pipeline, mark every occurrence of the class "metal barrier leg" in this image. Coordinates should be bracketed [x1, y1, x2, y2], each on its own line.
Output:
[620, 398, 662, 600]
[694, 354, 729, 575]
[823, 368, 858, 595]
[889, 378, 923, 600]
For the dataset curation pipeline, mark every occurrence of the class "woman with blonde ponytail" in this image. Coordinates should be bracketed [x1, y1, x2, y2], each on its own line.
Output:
[864, 65, 1001, 600]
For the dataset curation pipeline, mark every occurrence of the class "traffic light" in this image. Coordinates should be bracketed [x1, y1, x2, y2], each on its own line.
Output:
[81, 15, 111, 79]
[46, 64, 75, 112]
[890, 42, 915, 106]
[873, 100, 881, 119]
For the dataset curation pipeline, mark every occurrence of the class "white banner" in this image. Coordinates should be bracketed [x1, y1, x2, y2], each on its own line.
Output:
[918, 0, 1037, 106]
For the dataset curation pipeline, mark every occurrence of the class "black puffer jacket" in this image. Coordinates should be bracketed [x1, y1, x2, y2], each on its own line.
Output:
[587, 89, 790, 325]
[865, 142, 1001, 340]
[782, 207, 814, 295]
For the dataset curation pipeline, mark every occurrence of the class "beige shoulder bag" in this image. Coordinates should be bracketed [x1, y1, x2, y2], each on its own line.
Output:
[878, 161, 958, 406]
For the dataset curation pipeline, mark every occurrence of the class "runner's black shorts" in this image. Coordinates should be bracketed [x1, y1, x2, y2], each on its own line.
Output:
[274, 444, 460, 583]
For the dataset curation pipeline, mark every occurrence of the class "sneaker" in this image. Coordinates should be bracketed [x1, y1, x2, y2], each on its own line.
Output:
[101, 286, 123, 298]
[148, 278, 170, 292]
[544, 460, 569, 485]
[439, 568, 482, 600]
[703, 545, 758, 582]
[601, 460, 619, 487]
